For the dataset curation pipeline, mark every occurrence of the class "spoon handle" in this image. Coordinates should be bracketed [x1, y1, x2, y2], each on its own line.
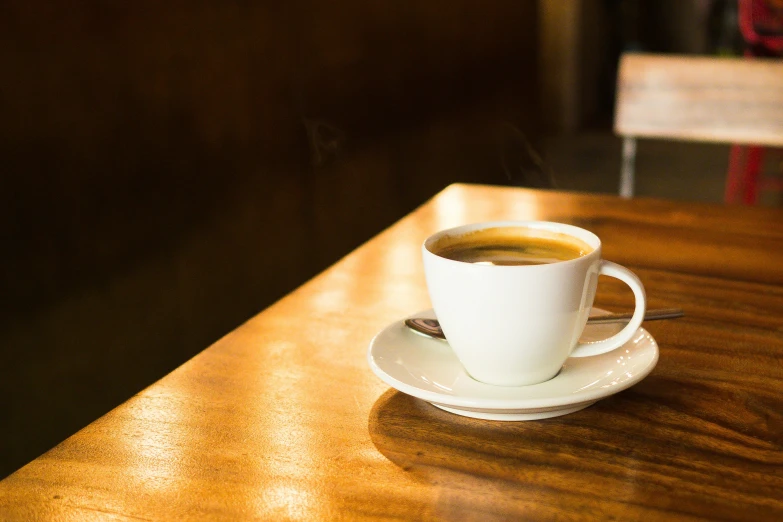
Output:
[587, 307, 684, 324]
[404, 308, 684, 340]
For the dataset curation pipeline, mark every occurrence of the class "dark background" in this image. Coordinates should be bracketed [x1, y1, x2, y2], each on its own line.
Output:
[1, 0, 540, 477]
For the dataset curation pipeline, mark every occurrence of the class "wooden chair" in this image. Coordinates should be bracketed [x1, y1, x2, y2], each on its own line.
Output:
[614, 53, 783, 203]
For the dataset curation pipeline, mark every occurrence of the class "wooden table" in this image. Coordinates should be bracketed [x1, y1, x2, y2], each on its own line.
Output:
[2, 184, 782, 520]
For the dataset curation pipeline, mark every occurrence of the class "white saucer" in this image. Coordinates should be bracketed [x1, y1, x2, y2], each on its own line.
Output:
[367, 309, 659, 421]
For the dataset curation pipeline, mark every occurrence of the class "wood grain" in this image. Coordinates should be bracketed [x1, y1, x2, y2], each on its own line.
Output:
[1, 184, 782, 520]
[615, 53, 783, 146]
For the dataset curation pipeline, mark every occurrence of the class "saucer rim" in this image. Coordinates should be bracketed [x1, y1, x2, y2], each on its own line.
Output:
[367, 309, 659, 411]
[432, 401, 596, 421]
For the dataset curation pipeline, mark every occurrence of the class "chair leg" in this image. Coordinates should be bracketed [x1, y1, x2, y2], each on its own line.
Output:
[725, 145, 745, 204]
[620, 137, 636, 199]
[742, 146, 764, 205]
[725, 145, 765, 205]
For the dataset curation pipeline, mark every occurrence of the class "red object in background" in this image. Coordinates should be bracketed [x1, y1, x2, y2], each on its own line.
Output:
[725, 1, 783, 204]
[739, 0, 783, 53]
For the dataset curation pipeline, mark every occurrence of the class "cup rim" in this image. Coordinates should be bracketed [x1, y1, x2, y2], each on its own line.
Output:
[423, 220, 601, 267]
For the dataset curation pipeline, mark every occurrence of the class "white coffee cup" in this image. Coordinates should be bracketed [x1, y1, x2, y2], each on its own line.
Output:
[423, 221, 646, 386]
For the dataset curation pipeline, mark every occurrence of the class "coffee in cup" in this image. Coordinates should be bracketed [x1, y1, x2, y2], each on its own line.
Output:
[429, 226, 592, 266]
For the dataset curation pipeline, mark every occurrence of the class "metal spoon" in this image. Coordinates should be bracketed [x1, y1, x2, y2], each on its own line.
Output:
[404, 308, 684, 340]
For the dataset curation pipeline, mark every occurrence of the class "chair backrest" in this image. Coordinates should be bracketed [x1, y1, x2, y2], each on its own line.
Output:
[614, 53, 783, 147]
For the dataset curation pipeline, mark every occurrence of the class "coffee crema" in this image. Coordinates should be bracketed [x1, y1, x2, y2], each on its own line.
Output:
[430, 226, 593, 266]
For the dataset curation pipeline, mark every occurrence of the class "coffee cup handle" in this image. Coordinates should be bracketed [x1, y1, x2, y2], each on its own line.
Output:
[569, 261, 647, 358]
